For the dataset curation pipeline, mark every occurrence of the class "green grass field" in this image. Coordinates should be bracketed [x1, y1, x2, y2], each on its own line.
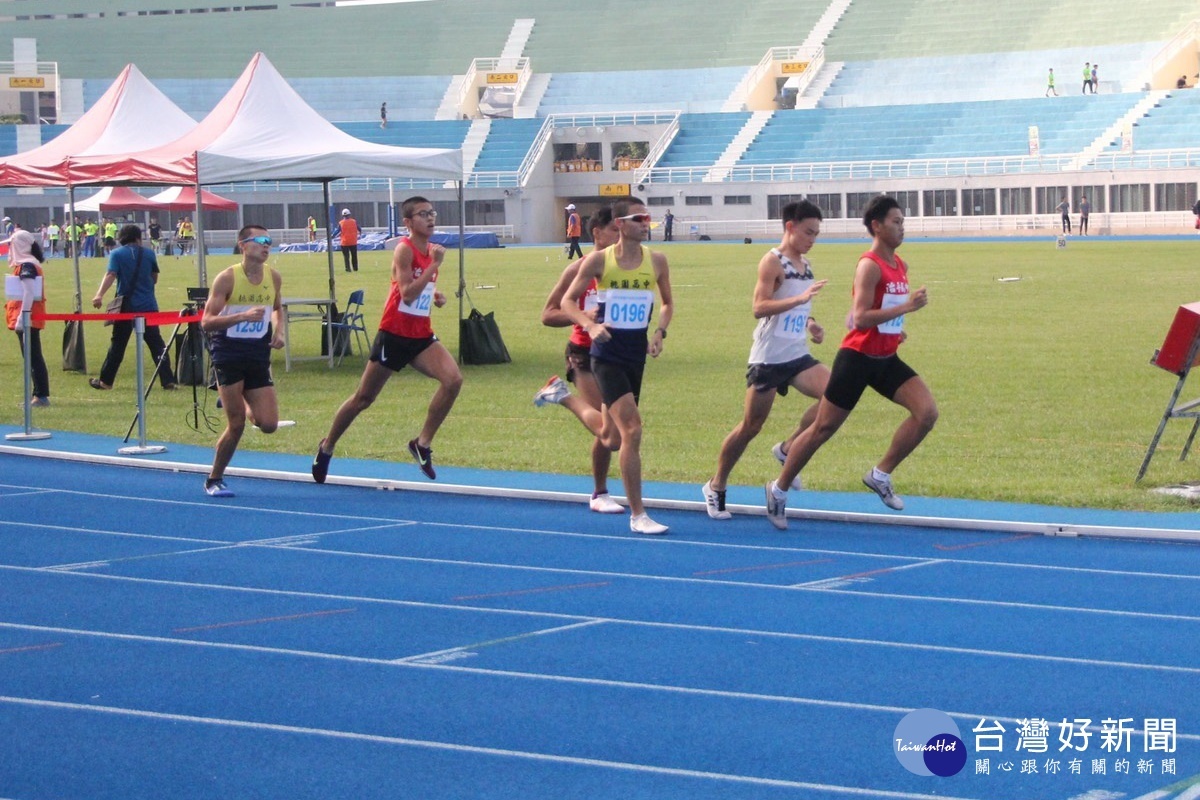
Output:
[7, 236, 1200, 512]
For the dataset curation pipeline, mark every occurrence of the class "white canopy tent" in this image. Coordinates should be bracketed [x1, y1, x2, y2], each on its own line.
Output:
[68, 53, 464, 307]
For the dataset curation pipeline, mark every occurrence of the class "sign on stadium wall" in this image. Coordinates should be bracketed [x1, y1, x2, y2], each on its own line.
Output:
[600, 184, 632, 197]
[8, 77, 46, 90]
[487, 72, 519, 85]
[781, 62, 810, 75]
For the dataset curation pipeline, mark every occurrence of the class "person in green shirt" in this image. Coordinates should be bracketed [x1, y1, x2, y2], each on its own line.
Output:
[103, 219, 119, 255]
[83, 219, 99, 258]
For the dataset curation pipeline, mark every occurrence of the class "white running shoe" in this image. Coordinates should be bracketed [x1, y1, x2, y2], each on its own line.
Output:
[862, 470, 905, 510]
[701, 480, 732, 520]
[630, 513, 668, 535]
[771, 441, 802, 490]
[589, 492, 624, 514]
[533, 375, 571, 407]
[764, 481, 788, 530]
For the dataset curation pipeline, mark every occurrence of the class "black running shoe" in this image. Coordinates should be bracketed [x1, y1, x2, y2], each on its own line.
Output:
[312, 439, 332, 484]
[408, 438, 436, 480]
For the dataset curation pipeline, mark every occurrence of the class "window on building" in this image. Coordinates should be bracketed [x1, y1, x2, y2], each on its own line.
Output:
[684, 196, 713, 206]
[999, 188, 1032, 215]
[1072, 185, 1106, 213]
[1036, 186, 1069, 215]
[922, 189, 957, 216]
[1111, 184, 1150, 213]
[1155, 182, 1195, 212]
[724, 195, 752, 205]
[962, 188, 996, 216]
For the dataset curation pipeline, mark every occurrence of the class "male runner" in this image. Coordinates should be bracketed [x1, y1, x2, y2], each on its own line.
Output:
[312, 196, 462, 483]
[561, 197, 673, 535]
[766, 194, 938, 529]
[702, 200, 829, 520]
[534, 206, 623, 514]
[201, 225, 285, 498]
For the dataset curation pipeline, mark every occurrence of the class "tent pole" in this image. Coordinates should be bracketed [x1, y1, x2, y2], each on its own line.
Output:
[67, 185, 82, 313]
[457, 180, 465, 364]
[194, 180, 207, 286]
[323, 181, 337, 364]
[323, 181, 336, 303]
[61, 183, 88, 373]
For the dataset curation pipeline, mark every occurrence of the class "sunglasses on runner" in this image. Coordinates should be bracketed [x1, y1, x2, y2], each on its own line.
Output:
[240, 235, 272, 246]
[618, 213, 651, 223]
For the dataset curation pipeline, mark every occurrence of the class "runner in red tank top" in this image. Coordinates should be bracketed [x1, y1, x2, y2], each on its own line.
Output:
[312, 196, 463, 484]
[533, 207, 623, 513]
[765, 195, 939, 528]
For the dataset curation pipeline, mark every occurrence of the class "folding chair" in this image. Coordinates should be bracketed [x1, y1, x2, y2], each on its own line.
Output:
[330, 289, 368, 365]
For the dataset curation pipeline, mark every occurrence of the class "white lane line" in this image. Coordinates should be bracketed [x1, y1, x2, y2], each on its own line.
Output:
[395, 620, 607, 664]
[0, 694, 986, 800]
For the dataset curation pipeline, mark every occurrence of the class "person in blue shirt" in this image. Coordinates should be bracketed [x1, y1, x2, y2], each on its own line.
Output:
[90, 224, 177, 390]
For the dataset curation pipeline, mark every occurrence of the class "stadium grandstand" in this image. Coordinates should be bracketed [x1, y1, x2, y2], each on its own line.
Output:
[2, 0, 1200, 244]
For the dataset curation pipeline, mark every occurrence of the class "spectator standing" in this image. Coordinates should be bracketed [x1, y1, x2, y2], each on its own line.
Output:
[1046, 68, 1058, 96]
[1079, 195, 1091, 236]
[47, 220, 60, 256]
[148, 218, 162, 254]
[89, 224, 177, 391]
[103, 218, 119, 256]
[664, 209, 675, 241]
[1090, 64, 1098, 93]
[338, 208, 360, 272]
[82, 218, 99, 258]
[380, 102, 388, 129]
[565, 204, 583, 260]
[1082, 62, 1092, 94]
[176, 217, 195, 255]
[4, 229, 50, 407]
[1057, 196, 1072, 233]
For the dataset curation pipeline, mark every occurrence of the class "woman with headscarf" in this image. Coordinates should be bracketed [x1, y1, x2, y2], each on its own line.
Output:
[4, 229, 50, 407]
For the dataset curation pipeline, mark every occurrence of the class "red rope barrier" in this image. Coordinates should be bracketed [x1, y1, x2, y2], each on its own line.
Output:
[34, 311, 203, 326]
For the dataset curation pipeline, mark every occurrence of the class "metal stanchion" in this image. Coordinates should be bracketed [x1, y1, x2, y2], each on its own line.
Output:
[117, 316, 166, 456]
[6, 309, 51, 442]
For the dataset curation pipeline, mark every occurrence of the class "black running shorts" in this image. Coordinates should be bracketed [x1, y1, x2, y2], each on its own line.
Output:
[823, 348, 917, 411]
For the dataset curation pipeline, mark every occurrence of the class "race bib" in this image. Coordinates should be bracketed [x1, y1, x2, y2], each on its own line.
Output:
[399, 284, 435, 317]
[878, 292, 907, 336]
[774, 303, 810, 340]
[226, 305, 269, 339]
[603, 289, 654, 330]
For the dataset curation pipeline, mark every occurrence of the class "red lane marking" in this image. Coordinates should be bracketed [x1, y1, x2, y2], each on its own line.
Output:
[0, 642, 64, 656]
[453, 581, 611, 602]
[172, 607, 356, 634]
[693, 558, 834, 576]
[934, 534, 1036, 551]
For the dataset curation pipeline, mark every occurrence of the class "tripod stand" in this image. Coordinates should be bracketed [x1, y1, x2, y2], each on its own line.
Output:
[122, 301, 219, 442]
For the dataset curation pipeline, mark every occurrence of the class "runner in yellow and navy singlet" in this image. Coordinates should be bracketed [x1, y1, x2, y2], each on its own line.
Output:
[207, 263, 277, 367]
[200, 225, 286, 499]
[561, 196, 674, 536]
[533, 207, 624, 515]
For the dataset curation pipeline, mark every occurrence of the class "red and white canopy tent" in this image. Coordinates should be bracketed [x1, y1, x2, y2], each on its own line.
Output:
[67, 52, 463, 305]
[0, 64, 196, 319]
[147, 186, 238, 212]
[66, 186, 163, 213]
